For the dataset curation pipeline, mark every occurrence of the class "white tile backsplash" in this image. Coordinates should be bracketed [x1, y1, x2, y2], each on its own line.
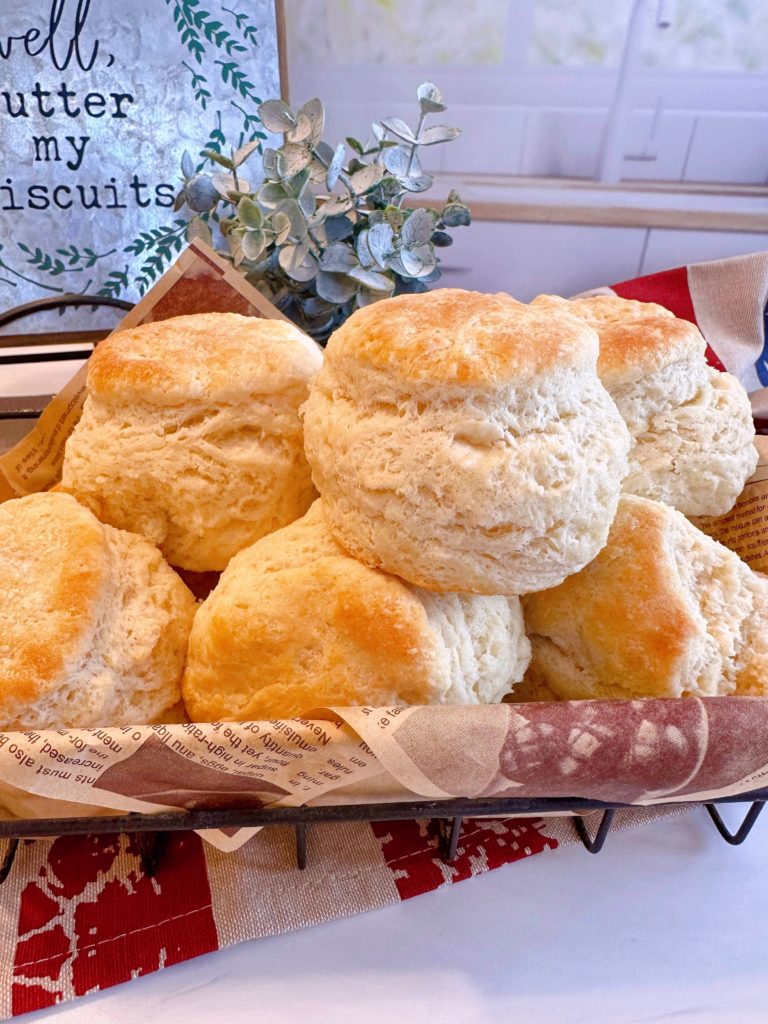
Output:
[640, 229, 768, 276]
[438, 220, 647, 298]
[520, 108, 605, 178]
[442, 105, 526, 174]
[622, 110, 696, 182]
[684, 115, 768, 185]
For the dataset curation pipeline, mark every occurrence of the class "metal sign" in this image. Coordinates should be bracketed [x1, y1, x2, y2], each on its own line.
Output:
[0, 0, 280, 318]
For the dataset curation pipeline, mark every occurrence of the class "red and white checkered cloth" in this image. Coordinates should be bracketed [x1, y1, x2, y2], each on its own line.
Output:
[1, 250, 766, 1019]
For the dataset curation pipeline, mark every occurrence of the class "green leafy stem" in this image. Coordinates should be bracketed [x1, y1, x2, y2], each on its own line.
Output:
[123, 220, 189, 296]
[182, 60, 212, 110]
[215, 59, 261, 104]
[18, 242, 116, 276]
[221, 6, 259, 47]
[168, 0, 247, 64]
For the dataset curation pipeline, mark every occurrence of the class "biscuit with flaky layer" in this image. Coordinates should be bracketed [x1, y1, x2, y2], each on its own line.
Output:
[533, 294, 757, 516]
[182, 502, 531, 721]
[62, 312, 323, 571]
[523, 494, 768, 700]
[0, 492, 196, 729]
[302, 289, 631, 596]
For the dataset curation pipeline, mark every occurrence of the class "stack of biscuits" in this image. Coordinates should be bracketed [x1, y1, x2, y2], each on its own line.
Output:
[0, 288, 764, 730]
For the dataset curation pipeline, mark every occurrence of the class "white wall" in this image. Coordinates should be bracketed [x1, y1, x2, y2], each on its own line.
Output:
[284, 0, 768, 185]
[283, 0, 768, 296]
[437, 222, 768, 299]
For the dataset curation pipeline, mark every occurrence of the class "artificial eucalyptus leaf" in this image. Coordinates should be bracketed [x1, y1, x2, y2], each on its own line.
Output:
[355, 288, 382, 308]
[324, 215, 354, 241]
[234, 140, 260, 167]
[371, 122, 386, 142]
[258, 181, 289, 208]
[383, 145, 421, 179]
[346, 136, 364, 156]
[326, 143, 346, 190]
[377, 177, 404, 202]
[232, 241, 245, 268]
[287, 97, 324, 145]
[355, 229, 375, 268]
[349, 163, 385, 194]
[432, 230, 453, 247]
[300, 98, 325, 145]
[241, 229, 267, 261]
[271, 210, 292, 246]
[316, 271, 358, 304]
[401, 173, 433, 193]
[399, 243, 436, 277]
[273, 198, 308, 239]
[286, 167, 312, 198]
[367, 222, 394, 268]
[416, 82, 446, 114]
[402, 208, 436, 247]
[384, 206, 404, 231]
[314, 140, 335, 165]
[212, 172, 249, 199]
[279, 243, 318, 282]
[299, 190, 315, 218]
[419, 125, 461, 145]
[187, 216, 212, 245]
[320, 242, 358, 273]
[181, 150, 194, 179]
[302, 297, 335, 317]
[202, 149, 235, 170]
[237, 196, 263, 229]
[258, 99, 297, 133]
[262, 147, 288, 181]
[321, 194, 355, 218]
[348, 266, 394, 292]
[308, 159, 329, 185]
[387, 254, 408, 278]
[185, 174, 219, 212]
[441, 198, 471, 227]
[280, 143, 312, 177]
[380, 117, 417, 144]
[394, 276, 429, 295]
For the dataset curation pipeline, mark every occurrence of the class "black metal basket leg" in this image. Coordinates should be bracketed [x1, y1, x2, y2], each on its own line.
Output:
[295, 824, 308, 869]
[573, 809, 616, 854]
[0, 839, 19, 884]
[705, 801, 764, 846]
[135, 832, 168, 877]
[439, 816, 463, 862]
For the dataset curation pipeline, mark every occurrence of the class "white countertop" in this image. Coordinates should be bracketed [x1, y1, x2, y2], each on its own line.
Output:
[23, 807, 768, 1024]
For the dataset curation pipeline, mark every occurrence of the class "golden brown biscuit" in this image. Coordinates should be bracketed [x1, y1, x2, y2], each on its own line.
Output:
[302, 289, 630, 595]
[533, 294, 757, 516]
[182, 502, 530, 721]
[0, 492, 196, 728]
[62, 312, 323, 571]
[523, 494, 768, 700]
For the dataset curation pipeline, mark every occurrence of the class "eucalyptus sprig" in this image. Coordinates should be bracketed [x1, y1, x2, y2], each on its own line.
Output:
[174, 82, 470, 341]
